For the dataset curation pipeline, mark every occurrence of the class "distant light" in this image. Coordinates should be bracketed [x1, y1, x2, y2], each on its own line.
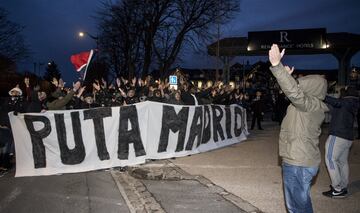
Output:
[322, 43, 330, 49]
[78, 32, 85, 37]
[229, 81, 235, 88]
[247, 46, 251, 51]
[48, 62, 52, 66]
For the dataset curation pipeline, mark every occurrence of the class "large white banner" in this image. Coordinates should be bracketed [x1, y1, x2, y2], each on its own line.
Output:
[9, 102, 248, 177]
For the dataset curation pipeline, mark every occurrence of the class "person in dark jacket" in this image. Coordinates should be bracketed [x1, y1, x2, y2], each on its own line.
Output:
[148, 89, 164, 103]
[0, 86, 25, 175]
[322, 86, 359, 198]
[124, 88, 139, 105]
[180, 84, 197, 105]
[167, 91, 184, 105]
[250, 90, 264, 130]
[26, 85, 49, 113]
[80, 93, 100, 109]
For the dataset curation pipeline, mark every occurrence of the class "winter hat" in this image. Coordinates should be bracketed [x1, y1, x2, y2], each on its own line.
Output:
[8, 87, 23, 96]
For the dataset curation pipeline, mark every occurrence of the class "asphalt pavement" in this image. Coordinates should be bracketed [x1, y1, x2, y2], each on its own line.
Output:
[0, 170, 129, 213]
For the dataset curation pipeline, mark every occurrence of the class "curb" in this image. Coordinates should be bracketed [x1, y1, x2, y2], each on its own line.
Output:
[111, 169, 165, 213]
[111, 160, 263, 213]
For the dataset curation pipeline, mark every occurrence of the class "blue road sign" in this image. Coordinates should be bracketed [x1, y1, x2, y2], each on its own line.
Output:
[169, 75, 177, 85]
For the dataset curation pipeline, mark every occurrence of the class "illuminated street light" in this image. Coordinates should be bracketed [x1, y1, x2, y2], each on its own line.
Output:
[78, 31, 99, 53]
[78, 31, 98, 40]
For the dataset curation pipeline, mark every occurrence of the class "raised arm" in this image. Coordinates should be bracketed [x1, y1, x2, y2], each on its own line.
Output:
[269, 44, 326, 112]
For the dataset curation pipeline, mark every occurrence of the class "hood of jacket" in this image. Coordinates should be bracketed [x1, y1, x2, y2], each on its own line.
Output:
[297, 75, 327, 100]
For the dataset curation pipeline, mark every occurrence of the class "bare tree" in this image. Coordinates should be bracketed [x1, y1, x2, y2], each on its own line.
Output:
[98, 0, 144, 79]
[97, 0, 239, 79]
[0, 8, 29, 62]
[141, 0, 173, 77]
[154, 0, 239, 77]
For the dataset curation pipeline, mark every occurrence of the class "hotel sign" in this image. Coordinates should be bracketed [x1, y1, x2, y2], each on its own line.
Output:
[247, 28, 327, 51]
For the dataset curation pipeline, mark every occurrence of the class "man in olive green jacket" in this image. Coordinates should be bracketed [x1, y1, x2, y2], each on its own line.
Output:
[47, 81, 81, 110]
[269, 44, 329, 213]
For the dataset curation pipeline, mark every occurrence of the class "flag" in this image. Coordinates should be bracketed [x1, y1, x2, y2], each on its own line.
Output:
[70, 49, 94, 80]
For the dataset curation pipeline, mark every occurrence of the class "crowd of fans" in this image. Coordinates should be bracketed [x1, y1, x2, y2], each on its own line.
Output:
[0, 73, 291, 176]
[0, 75, 275, 111]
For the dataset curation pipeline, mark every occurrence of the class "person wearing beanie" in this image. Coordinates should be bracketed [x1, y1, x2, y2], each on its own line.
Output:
[322, 85, 359, 198]
[0, 85, 25, 176]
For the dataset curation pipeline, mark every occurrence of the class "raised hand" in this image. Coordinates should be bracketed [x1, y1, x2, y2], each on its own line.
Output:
[51, 77, 58, 87]
[73, 81, 81, 92]
[268, 44, 285, 67]
[116, 78, 121, 88]
[118, 88, 127, 97]
[284, 65, 295, 75]
[101, 78, 107, 89]
[138, 78, 143, 87]
[77, 86, 86, 97]
[92, 82, 101, 91]
[24, 77, 30, 87]
[131, 77, 137, 86]
[58, 78, 65, 88]
[121, 76, 128, 84]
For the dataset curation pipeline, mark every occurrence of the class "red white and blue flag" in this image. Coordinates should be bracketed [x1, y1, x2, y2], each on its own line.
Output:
[70, 49, 94, 80]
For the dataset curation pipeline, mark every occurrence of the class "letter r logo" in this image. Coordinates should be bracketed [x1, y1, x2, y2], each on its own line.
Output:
[280, 31, 290, 43]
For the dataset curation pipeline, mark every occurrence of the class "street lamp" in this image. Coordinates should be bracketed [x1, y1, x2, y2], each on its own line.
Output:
[78, 31, 98, 41]
[78, 31, 99, 53]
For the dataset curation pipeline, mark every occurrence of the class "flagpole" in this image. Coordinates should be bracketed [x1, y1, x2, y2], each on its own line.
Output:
[83, 49, 94, 81]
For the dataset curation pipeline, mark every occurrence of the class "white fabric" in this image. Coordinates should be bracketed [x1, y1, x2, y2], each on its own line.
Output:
[9, 102, 247, 177]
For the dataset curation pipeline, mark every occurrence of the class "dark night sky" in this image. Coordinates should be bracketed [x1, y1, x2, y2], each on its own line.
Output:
[2, 0, 360, 83]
